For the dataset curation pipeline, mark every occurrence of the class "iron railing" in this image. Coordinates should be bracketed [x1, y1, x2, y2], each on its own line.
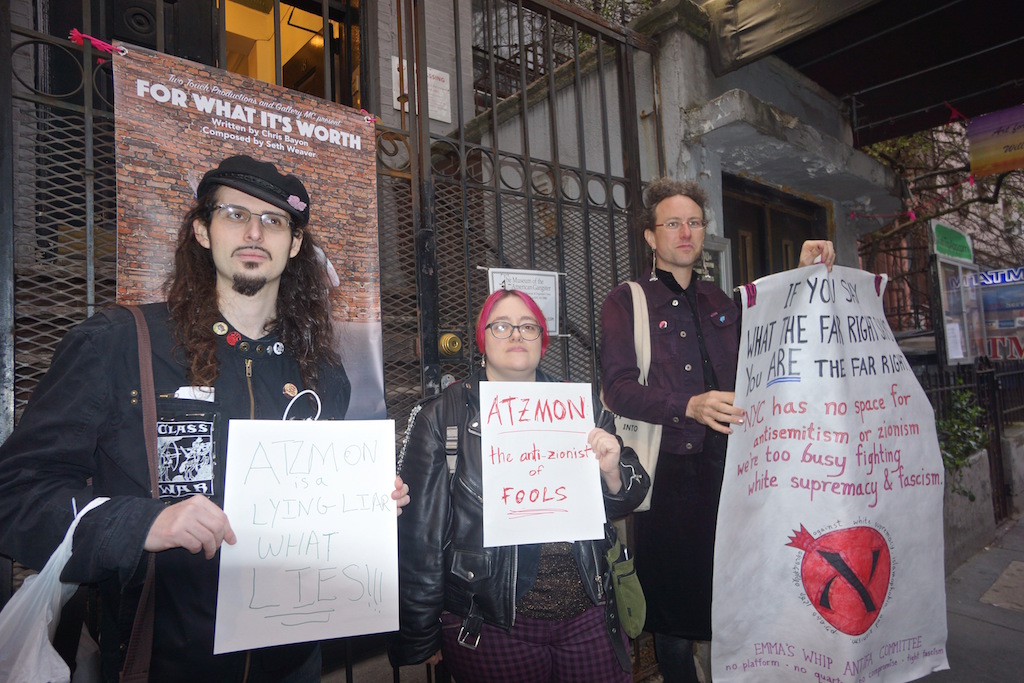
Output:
[916, 358, 1022, 521]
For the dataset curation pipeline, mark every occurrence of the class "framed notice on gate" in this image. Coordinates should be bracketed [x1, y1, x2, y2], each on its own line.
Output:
[488, 268, 561, 335]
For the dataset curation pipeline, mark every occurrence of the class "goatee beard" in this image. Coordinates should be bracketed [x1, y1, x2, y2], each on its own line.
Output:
[232, 274, 268, 296]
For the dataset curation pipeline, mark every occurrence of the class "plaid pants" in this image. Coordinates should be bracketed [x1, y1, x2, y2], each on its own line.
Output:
[439, 606, 631, 683]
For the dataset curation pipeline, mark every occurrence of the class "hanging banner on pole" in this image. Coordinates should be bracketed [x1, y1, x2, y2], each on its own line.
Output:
[968, 102, 1024, 178]
[712, 265, 949, 683]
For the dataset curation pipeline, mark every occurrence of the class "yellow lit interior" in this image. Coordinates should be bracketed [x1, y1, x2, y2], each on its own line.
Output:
[224, 0, 345, 93]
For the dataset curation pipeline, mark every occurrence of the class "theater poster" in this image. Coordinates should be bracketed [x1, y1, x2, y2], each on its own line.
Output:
[112, 43, 384, 419]
[712, 266, 949, 683]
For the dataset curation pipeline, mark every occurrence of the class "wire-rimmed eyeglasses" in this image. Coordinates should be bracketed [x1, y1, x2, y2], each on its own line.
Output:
[486, 321, 543, 341]
[214, 204, 293, 232]
[653, 218, 708, 231]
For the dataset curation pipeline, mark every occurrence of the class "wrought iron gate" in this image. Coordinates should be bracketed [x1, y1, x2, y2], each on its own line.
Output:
[375, 0, 657, 434]
[2, 0, 655, 434]
[4, 18, 118, 424]
[2, 0, 656, 614]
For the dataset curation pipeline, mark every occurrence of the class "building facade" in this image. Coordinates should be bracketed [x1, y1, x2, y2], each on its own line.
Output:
[1, 0, 900, 439]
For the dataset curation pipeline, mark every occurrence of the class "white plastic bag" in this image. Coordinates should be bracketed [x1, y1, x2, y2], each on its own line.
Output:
[0, 497, 108, 683]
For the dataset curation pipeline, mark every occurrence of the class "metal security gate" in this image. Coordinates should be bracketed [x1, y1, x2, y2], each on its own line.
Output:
[1, 0, 657, 622]
[2, 1, 120, 608]
[375, 0, 657, 435]
[2, 0, 657, 439]
[4, 19, 118, 424]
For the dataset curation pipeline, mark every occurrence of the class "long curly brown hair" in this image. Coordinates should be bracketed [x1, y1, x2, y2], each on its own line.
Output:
[165, 187, 340, 390]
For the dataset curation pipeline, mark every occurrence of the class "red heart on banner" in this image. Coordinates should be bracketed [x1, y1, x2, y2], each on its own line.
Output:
[787, 525, 891, 635]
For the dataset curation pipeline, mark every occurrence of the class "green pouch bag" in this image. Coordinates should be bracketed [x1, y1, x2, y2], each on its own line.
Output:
[605, 524, 646, 638]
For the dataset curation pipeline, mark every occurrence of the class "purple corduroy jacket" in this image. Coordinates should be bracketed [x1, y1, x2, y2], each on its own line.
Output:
[600, 269, 740, 455]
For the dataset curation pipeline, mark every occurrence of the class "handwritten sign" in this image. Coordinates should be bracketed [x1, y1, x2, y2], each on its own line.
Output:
[479, 382, 604, 547]
[213, 419, 398, 654]
[712, 266, 949, 682]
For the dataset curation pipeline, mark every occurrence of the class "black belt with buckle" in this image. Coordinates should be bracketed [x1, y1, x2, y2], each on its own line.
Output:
[457, 603, 483, 650]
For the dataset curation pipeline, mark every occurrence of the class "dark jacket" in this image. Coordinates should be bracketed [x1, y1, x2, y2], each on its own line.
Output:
[600, 271, 740, 639]
[600, 271, 740, 454]
[0, 303, 350, 682]
[388, 367, 649, 668]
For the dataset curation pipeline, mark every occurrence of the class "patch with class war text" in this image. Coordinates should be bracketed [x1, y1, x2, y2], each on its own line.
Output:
[157, 417, 216, 499]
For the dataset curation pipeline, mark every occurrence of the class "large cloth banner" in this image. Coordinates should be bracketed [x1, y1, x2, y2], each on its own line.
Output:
[111, 43, 385, 418]
[712, 265, 949, 683]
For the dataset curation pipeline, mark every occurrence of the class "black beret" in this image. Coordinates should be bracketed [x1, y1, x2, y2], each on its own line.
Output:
[196, 155, 310, 226]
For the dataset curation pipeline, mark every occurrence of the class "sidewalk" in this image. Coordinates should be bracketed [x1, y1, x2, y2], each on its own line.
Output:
[325, 514, 1024, 683]
[922, 512, 1024, 682]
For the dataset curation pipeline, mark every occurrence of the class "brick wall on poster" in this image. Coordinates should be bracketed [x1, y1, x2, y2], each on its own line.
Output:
[112, 44, 379, 322]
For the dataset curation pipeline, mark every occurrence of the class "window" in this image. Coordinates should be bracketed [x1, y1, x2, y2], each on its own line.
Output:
[224, 0, 361, 106]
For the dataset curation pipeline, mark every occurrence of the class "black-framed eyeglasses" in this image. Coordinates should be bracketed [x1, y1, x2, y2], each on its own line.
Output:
[486, 321, 543, 341]
[654, 218, 708, 231]
[214, 204, 293, 232]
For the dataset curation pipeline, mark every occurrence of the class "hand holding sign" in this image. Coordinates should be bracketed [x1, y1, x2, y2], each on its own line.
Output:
[588, 427, 623, 494]
[392, 475, 410, 515]
[798, 240, 836, 270]
[144, 494, 236, 558]
[686, 389, 744, 434]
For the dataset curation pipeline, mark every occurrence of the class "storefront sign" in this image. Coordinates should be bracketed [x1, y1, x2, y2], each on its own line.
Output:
[968, 102, 1024, 177]
[932, 221, 973, 263]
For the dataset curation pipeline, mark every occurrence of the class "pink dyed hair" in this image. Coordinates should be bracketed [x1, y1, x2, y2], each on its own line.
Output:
[475, 289, 550, 356]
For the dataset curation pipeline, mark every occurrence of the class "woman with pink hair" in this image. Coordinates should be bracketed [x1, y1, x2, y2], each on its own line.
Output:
[389, 289, 649, 682]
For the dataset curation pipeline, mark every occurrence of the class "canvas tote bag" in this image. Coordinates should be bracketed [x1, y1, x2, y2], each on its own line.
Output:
[608, 281, 662, 512]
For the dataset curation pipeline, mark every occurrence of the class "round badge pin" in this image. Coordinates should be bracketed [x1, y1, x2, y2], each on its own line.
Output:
[283, 383, 298, 397]
[659, 320, 668, 329]
[213, 321, 229, 335]
[273, 341, 285, 355]
[226, 331, 241, 347]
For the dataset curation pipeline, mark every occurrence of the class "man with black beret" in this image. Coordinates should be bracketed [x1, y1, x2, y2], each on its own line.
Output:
[0, 155, 408, 681]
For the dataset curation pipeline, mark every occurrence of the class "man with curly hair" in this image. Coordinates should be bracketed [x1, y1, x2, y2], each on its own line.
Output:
[0, 155, 408, 682]
[600, 177, 833, 683]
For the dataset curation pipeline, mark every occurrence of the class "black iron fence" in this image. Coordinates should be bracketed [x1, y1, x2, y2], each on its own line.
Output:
[996, 359, 1024, 425]
[916, 358, 1024, 521]
[918, 359, 1024, 434]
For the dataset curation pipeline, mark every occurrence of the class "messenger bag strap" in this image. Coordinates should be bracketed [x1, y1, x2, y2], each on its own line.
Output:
[626, 282, 652, 384]
[121, 305, 158, 683]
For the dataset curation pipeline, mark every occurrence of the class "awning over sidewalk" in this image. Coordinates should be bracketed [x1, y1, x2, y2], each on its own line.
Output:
[698, 0, 1024, 146]
[703, 0, 879, 75]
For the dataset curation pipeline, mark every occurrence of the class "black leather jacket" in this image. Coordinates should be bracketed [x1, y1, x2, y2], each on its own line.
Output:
[388, 368, 649, 667]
